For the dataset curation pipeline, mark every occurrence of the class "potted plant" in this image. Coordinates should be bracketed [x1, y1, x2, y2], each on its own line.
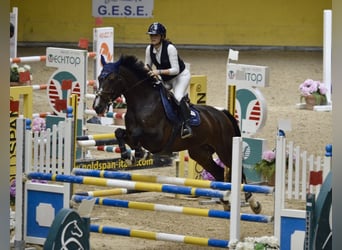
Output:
[229, 236, 279, 249]
[254, 150, 276, 185]
[299, 79, 327, 109]
[10, 63, 32, 86]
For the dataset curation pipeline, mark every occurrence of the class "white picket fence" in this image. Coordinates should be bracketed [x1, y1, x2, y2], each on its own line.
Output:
[273, 136, 332, 250]
[15, 117, 74, 245]
[27, 119, 74, 174]
[276, 137, 331, 203]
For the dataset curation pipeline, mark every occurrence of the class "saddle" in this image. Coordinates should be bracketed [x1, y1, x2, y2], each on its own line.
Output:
[158, 84, 200, 126]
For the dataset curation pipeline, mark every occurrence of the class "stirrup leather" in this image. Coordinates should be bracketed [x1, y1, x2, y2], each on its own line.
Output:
[181, 123, 192, 139]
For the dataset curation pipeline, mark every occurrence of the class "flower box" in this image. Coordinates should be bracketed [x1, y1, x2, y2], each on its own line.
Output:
[299, 79, 327, 110]
[10, 63, 32, 86]
[254, 150, 275, 185]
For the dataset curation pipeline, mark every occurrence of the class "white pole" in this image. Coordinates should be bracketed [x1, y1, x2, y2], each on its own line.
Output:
[14, 118, 25, 247]
[273, 136, 286, 241]
[230, 137, 242, 242]
[323, 10, 332, 105]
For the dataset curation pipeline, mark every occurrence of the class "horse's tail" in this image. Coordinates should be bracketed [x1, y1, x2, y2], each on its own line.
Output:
[222, 109, 248, 185]
[222, 109, 241, 137]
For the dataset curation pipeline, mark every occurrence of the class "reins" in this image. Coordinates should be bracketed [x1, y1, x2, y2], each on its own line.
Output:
[122, 75, 152, 94]
[95, 67, 152, 103]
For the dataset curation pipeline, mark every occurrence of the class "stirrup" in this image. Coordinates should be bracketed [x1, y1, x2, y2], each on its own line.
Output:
[181, 124, 192, 139]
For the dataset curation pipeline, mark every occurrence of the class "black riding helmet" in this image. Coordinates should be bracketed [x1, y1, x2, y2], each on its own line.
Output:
[146, 22, 166, 38]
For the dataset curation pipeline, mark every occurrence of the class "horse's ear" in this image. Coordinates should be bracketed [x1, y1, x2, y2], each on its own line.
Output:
[101, 54, 107, 66]
[112, 56, 123, 71]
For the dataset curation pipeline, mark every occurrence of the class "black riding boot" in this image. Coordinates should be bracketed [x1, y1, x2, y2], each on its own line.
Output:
[178, 97, 193, 139]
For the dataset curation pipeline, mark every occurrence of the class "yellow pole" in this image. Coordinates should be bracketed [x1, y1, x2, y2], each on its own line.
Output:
[187, 75, 207, 180]
[226, 85, 236, 182]
[69, 94, 78, 169]
[228, 85, 236, 115]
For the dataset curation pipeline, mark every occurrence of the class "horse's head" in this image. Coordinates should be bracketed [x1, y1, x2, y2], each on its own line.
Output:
[92, 55, 124, 115]
[93, 54, 156, 115]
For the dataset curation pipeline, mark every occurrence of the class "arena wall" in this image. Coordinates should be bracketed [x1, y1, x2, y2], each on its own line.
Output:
[10, 0, 331, 48]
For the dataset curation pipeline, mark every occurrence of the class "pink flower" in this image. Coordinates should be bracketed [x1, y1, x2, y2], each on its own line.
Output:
[318, 83, 328, 95]
[32, 117, 46, 132]
[262, 150, 276, 163]
[299, 79, 327, 96]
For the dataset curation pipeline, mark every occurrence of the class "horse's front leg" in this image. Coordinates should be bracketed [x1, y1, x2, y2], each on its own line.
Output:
[116, 127, 150, 163]
[129, 128, 151, 160]
[115, 128, 131, 160]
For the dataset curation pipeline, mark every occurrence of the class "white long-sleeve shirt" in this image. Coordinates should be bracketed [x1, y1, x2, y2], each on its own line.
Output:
[145, 43, 180, 75]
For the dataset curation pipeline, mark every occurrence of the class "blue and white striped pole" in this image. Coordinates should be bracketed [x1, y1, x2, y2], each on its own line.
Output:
[72, 195, 273, 223]
[27, 172, 229, 200]
[72, 168, 274, 194]
[90, 224, 229, 248]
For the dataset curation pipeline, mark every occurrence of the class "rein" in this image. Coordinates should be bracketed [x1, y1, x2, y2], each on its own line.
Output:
[96, 67, 153, 103]
[119, 65, 155, 94]
[122, 75, 152, 94]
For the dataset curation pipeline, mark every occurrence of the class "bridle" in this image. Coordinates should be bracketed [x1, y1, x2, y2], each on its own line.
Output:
[95, 67, 153, 105]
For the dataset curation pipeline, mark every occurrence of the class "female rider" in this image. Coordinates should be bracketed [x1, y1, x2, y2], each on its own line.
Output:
[145, 22, 192, 139]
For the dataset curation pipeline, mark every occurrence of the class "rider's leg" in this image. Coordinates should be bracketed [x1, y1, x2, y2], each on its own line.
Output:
[172, 69, 192, 139]
[178, 97, 193, 139]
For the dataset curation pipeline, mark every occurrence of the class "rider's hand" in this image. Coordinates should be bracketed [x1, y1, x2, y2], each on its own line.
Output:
[148, 69, 161, 77]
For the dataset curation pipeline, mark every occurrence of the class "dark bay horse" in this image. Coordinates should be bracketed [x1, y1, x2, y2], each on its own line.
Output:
[93, 55, 261, 213]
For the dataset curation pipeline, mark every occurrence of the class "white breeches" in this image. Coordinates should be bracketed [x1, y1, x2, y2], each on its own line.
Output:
[166, 68, 191, 103]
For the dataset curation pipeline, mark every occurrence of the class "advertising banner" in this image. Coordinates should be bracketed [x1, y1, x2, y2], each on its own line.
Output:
[46, 48, 87, 119]
[92, 0, 154, 18]
[93, 27, 114, 88]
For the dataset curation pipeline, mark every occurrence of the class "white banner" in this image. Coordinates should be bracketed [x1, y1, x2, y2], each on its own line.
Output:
[92, 0, 154, 18]
[46, 48, 87, 119]
[227, 63, 269, 88]
[93, 27, 114, 88]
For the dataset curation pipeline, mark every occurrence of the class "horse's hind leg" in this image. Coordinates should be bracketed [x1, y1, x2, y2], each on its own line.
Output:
[188, 146, 224, 182]
[188, 147, 232, 210]
[213, 149, 263, 214]
[245, 191, 262, 214]
[243, 172, 262, 214]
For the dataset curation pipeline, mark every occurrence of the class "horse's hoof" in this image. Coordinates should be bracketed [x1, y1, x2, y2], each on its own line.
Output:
[223, 203, 231, 211]
[144, 151, 152, 159]
[220, 199, 231, 211]
[250, 201, 262, 214]
[139, 150, 152, 160]
[125, 159, 133, 166]
[134, 149, 152, 161]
